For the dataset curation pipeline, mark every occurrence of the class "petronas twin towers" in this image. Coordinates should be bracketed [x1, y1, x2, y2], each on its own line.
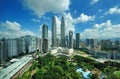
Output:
[52, 16, 66, 47]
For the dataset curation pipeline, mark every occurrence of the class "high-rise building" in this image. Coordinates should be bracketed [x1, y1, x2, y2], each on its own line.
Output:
[57, 38, 60, 47]
[25, 35, 37, 53]
[101, 39, 112, 48]
[69, 31, 73, 48]
[42, 24, 48, 53]
[0, 41, 4, 63]
[86, 38, 97, 49]
[7, 39, 17, 58]
[1, 38, 7, 60]
[86, 39, 91, 47]
[37, 38, 42, 52]
[76, 33, 80, 48]
[17, 36, 26, 54]
[52, 16, 57, 47]
[66, 35, 69, 47]
[61, 16, 66, 47]
[42, 39, 48, 53]
[17, 38, 21, 55]
[91, 39, 97, 48]
[42, 24, 48, 39]
[73, 39, 76, 48]
[20, 36, 26, 54]
[114, 40, 120, 51]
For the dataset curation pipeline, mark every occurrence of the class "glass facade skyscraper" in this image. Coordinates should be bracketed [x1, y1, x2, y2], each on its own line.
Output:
[42, 24, 48, 39]
[69, 31, 73, 48]
[61, 16, 66, 47]
[76, 33, 80, 48]
[52, 16, 57, 47]
[42, 24, 48, 53]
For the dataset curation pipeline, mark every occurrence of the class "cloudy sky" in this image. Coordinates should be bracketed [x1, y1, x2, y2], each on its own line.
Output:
[0, 0, 120, 39]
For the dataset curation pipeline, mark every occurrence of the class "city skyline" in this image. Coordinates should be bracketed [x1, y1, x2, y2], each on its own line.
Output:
[0, 0, 120, 39]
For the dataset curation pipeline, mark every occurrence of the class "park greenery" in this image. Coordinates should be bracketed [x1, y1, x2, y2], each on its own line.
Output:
[17, 51, 120, 79]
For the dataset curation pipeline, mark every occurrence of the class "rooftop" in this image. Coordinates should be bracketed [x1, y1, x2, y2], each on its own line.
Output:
[0, 56, 33, 79]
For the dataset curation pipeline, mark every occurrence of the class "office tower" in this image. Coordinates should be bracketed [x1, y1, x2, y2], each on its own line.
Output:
[42, 39, 48, 53]
[73, 39, 76, 48]
[61, 16, 66, 47]
[25, 35, 37, 53]
[101, 39, 112, 48]
[91, 39, 97, 48]
[52, 16, 57, 47]
[86, 39, 97, 49]
[42, 24, 48, 53]
[76, 33, 80, 48]
[7, 39, 17, 58]
[69, 31, 73, 48]
[37, 38, 42, 52]
[42, 24, 48, 39]
[66, 35, 69, 47]
[86, 39, 91, 47]
[0, 41, 4, 63]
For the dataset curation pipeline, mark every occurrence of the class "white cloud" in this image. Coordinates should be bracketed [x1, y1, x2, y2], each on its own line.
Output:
[23, 0, 70, 17]
[98, 9, 102, 12]
[1, 21, 21, 31]
[32, 18, 40, 23]
[90, 0, 99, 5]
[81, 20, 120, 39]
[53, 13, 95, 39]
[74, 10, 77, 14]
[105, 6, 120, 15]
[74, 13, 95, 23]
[55, 16, 61, 36]
[0, 21, 35, 38]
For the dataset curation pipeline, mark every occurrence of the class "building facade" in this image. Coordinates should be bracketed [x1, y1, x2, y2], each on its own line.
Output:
[20, 36, 26, 54]
[86, 39, 97, 49]
[0, 41, 4, 63]
[66, 35, 69, 47]
[42, 24, 48, 53]
[7, 39, 17, 58]
[76, 33, 80, 48]
[25, 35, 37, 53]
[52, 16, 57, 47]
[37, 38, 42, 52]
[42, 24, 48, 39]
[0, 38, 7, 61]
[61, 16, 66, 47]
[69, 31, 73, 48]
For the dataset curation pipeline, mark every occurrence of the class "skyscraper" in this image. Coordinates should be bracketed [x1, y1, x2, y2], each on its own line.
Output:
[66, 35, 69, 47]
[42, 24, 48, 39]
[76, 33, 80, 48]
[69, 31, 73, 48]
[61, 16, 66, 47]
[52, 16, 57, 47]
[86, 38, 97, 49]
[42, 24, 48, 53]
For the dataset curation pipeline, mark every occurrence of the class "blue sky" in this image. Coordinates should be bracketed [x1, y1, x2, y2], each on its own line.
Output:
[0, 0, 120, 39]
